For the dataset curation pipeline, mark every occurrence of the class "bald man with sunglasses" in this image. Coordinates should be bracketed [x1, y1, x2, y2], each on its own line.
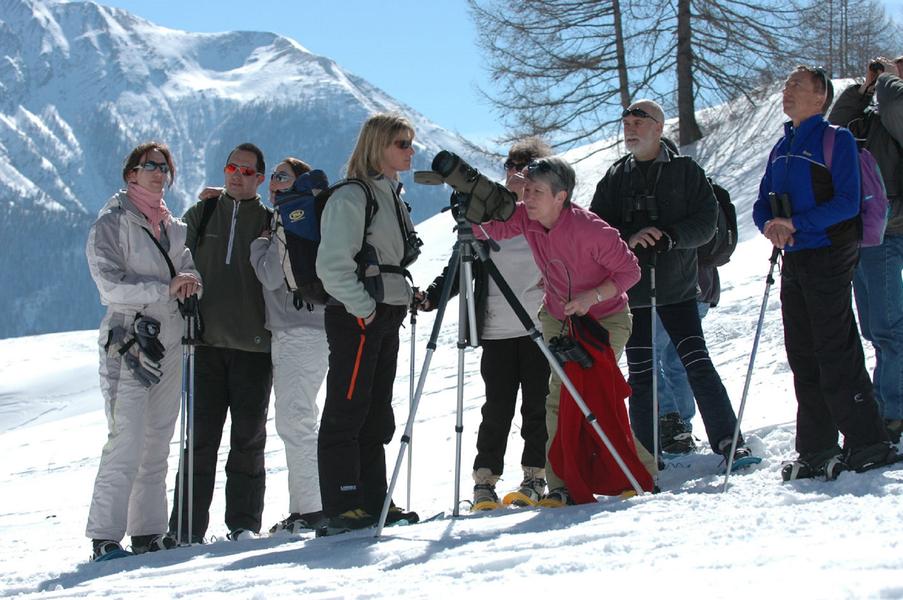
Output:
[169, 142, 274, 542]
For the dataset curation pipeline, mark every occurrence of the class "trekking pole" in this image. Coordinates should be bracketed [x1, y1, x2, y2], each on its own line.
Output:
[406, 287, 419, 510]
[649, 251, 660, 467]
[722, 247, 781, 492]
[177, 294, 200, 545]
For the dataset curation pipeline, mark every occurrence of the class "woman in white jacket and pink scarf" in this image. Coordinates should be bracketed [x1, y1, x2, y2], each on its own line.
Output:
[84, 142, 201, 561]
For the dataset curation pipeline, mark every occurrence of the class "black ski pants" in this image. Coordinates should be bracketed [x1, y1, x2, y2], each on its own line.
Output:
[474, 336, 550, 475]
[169, 346, 272, 538]
[626, 298, 739, 454]
[318, 303, 406, 517]
[780, 243, 888, 455]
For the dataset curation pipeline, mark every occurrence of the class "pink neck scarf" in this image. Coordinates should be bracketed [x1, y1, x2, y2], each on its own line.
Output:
[127, 182, 172, 239]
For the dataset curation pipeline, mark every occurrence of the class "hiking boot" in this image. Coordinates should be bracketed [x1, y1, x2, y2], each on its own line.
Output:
[538, 487, 574, 508]
[386, 504, 419, 525]
[781, 447, 846, 482]
[718, 437, 762, 473]
[269, 511, 327, 535]
[845, 441, 903, 473]
[227, 528, 257, 541]
[318, 508, 377, 536]
[472, 483, 500, 511]
[660, 412, 697, 455]
[885, 419, 903, 444]
[92, 539, 130, 561]
[131, 533, 177, 554]
[502, 467, 546, 507]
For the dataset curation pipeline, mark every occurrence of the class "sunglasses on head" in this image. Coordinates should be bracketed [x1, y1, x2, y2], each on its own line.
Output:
[525, 159, 562, 179]
[621, 107, 659, 123]
[504, 158, 529, 171]
[134, 160, 170, 174]
[393, 139, 413, 150]
[224, 163, 258, 177]
[270, 171, 292, 183]
[810, 65, 828, 90]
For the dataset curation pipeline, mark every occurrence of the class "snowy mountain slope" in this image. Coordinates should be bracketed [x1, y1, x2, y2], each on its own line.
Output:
[0, 0, 496, 338]
[1, 205, 901, 598]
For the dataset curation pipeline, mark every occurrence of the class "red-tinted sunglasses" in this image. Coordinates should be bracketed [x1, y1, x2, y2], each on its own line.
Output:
[224, 163, 259, 177]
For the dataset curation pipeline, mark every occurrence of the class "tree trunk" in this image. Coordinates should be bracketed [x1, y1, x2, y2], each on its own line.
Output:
[677, 0, 702, 144]
[612, 0, 631, 108]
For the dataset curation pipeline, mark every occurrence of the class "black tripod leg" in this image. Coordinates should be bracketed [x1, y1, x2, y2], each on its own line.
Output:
[376, 246, 463, 536]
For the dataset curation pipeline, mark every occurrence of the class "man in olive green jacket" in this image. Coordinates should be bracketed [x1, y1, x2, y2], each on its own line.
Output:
[169, 143, 273, 541]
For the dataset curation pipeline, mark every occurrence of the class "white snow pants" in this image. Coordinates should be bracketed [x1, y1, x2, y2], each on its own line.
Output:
[272, 326, 329, 514]
[85, 311, 182, 541]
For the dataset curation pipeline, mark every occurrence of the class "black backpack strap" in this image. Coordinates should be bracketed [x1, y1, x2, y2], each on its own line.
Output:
[141, 227, 177, 278]
[192, 196, 218, 253]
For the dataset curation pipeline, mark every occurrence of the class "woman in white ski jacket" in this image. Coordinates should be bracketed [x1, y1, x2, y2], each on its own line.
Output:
[85, 142, 201, 560]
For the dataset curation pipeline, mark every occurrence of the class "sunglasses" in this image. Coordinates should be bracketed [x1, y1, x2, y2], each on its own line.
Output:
[224, 163, 259, 177]
[504, 159, 529, 171]
[526, 159, 563, 179]
[621, 107, 659, 123]
[393, 139, 413, 150]
[810, 65, 829, 90]
[134, 160, 170, 174]
[270, 171, 292, 183]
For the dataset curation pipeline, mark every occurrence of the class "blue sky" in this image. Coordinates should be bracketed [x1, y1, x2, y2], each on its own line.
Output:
[97, 0, 505, 149]
[95, 0, 903, 153]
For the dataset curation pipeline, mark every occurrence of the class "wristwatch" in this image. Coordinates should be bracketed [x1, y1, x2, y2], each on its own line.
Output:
[594, 288, 603, 303]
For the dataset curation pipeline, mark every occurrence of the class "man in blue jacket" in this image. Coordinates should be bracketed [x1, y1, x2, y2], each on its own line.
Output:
[754, 66, 898, 481]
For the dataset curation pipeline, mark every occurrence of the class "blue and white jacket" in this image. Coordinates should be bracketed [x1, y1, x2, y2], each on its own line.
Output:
[754, 114, 861, 251]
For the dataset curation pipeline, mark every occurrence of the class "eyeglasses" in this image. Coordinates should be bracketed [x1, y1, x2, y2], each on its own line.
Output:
[224, 163, 259, 177]
[134, 160, 170, 174]
[504, 159, 529, 171]
[621, 107, 659, 123]
[270, 171, 292, 183]
[393, 139, 413, 150]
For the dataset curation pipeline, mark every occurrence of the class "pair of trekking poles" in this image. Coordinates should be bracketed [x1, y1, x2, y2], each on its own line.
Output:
[647, 246, 781, 492]
[175, 295, 201, 546]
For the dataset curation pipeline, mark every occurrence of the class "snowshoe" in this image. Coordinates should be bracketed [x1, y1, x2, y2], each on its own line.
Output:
[845, 441, 903, 473]
[538, 487, 574, 508]
[386, 504, 419, 526]
[269, 511, 326, 535]
[781, 448, 846, 482]
[92, 539, 132, 562]
[718, 438, 762, 474]
[316, 508, 376, 537]
[471, 483, 501, 512]
[131, 533, 176, 554]
[502, 471, 546, 508]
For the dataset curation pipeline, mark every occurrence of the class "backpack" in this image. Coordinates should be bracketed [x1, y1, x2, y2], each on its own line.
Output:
[822, 125, 890, 247]
[272, 169, 334, 307]
[697, 178, 738, 267]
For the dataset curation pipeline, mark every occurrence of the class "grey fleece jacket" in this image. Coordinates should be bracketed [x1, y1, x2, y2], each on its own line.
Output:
[316, 176, 416, 317]
[249, 235, 325, 332]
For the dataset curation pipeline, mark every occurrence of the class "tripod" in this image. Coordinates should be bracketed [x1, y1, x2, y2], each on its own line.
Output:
[376, 193, 647, 537]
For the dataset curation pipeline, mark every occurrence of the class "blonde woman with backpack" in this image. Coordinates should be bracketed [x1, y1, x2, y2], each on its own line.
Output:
[315, 113, 422, 534]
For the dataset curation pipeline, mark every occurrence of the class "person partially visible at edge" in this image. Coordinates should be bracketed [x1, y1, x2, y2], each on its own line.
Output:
[169, 143, 273, 542]
[85, 141, 201, 560]
[315, 113, 422, 533]
[421, 137, 553, 511]
[248, 157, 329, 535]
[478, 155, 645, 508]
[754, 66, 898, 481]
[591, 99, 756, 472]
[829, 56, 903, 444]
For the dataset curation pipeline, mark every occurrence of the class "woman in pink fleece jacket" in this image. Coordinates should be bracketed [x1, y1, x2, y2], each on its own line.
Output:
[479, 156, 646, 506]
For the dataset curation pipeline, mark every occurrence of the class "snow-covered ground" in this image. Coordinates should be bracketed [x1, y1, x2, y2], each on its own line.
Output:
[2, 80, 902, 598]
